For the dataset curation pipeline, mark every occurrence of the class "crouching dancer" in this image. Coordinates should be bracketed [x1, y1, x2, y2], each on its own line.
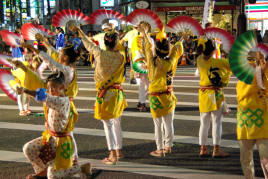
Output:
[20, 72, 91, 179]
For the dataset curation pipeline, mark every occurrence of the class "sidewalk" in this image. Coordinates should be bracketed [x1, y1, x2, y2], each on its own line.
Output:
[0, 150, 261, 179]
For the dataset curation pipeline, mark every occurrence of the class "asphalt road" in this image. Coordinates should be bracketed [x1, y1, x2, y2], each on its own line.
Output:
[0, 65, 264, 178]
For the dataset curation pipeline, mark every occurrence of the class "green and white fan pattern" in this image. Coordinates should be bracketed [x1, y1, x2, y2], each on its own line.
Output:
[229, 31, 257, 84]
[133, 61, 148, 74]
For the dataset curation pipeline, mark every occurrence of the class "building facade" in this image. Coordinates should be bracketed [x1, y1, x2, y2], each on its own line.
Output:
[0, 0, 56, 30]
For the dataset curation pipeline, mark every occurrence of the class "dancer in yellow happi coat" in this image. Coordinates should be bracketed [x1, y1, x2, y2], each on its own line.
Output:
[197, 39, 232, 158]
[140, 26, 183, 157]
[9, 56, 43, 116]
[18, 72, 91, 179]
[12, 42, 80, 163]
[131, 21, 154, 112]
[73, 25, 127, 165]
[236, 52, 268, 178]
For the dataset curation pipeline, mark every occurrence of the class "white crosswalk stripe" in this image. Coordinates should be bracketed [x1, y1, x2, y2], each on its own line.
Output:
[0, 66, 244, 177]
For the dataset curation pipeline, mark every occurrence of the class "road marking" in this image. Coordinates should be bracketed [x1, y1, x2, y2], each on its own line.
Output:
[0, 150, 246, 179]
[0, 121, 239, 148]
[0, 104, 237, 123]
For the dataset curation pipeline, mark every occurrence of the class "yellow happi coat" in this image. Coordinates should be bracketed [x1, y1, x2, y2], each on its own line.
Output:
[131, 35, 154, 63]
[236, 70, 268, 140]
[197, 55, 232, 113]
[9, 61, 32, 89]
[21, 49, 78, 125]
[81, 34, 127, 120]
[42, 98, 77, 170]
[144, 36, 183, 118]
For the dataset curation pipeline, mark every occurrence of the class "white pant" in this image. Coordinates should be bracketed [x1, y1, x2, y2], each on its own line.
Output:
[240, 139, 268, 179]
[138, 73, 149, 103]
[102, 117, 123, 151]
[153, 111, 175, 150]
[17, 93, 29, 112]
[199, 105, 223, 145]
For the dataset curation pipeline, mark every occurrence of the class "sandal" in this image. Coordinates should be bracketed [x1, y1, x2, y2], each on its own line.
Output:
[102, 157, 117, 165]
[199, 145, 210, 158]
[164, 147, 172, 154]
[212, 145, 230, 158]
[25, 109, 32, 115]
[116, 149, 124, 160]
[150, 150, 164, 157]
[19, 111, 28, 116]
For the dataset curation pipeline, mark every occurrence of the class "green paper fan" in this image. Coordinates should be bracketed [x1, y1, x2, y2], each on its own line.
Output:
[229, 30, 257, 84]
[133, 61, 148, 74]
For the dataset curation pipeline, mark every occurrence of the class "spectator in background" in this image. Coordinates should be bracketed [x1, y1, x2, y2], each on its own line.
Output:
[12, 26, 24, 61]
[72, 33, 82, 51]
[263, 30, 268, 44]
[256, 30, 263, 43]
[55, 27, 65, 51]
[232, 29, 237, 39]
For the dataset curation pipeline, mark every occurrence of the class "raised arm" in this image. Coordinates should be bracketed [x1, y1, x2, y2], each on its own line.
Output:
[170, 40, 184, 64]
[142, 30, 154, 66]
[75, 26, 101, 58]
[38, 51, 73, 80]
[36, 34, 59, 62]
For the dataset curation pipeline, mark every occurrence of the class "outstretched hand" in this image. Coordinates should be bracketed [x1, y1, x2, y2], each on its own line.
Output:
[21, 42, 39, 54]
[35, 33, 48, 44]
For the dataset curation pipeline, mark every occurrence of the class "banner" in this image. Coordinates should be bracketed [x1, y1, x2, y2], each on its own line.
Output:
[202, 0, 215, 28]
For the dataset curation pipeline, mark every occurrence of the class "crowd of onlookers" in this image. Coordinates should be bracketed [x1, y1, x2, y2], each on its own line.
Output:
[1, 27, 268, 68]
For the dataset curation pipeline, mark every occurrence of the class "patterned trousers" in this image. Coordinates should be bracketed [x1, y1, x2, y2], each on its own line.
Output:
[23, 137, 81, 179]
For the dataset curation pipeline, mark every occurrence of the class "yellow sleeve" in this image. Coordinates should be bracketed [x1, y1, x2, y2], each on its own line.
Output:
[47, 46, 60, 62]
[170, 41, 184, 64]
[24, 69, 45, 90]
[144, 34, 154, 67]
[170, 41, 184, 74]
[131, 36, 144, 62]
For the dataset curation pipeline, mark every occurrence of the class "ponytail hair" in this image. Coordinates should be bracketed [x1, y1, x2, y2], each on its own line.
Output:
[197, 39, 215, 57]
[46, 71, 65, 85]
[62, 45, 78, 64]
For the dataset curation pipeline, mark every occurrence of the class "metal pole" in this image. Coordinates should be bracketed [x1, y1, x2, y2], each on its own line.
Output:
[19, 0, 22, 27]
[47, 0, 51, 15]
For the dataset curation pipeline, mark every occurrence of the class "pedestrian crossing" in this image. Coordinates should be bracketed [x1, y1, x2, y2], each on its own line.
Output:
[0, 66, 239, 140]
[0, 66, 247, 178]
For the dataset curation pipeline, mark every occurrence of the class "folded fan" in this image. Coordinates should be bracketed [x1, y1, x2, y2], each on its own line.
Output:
[0, 70, 17, 101]
[133, 61, 148, 74]
[0, 30, 22, 47]
[22, 23, 55, 40]
[52, 9, 91, 27]
[0, 54, 14, 68]
[203, 27, 234, 53]
[89, 9, 125, 25]
[229, 30, 257, 84]
[166, 16, 204, 36]
[126, 9, 163, 31]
